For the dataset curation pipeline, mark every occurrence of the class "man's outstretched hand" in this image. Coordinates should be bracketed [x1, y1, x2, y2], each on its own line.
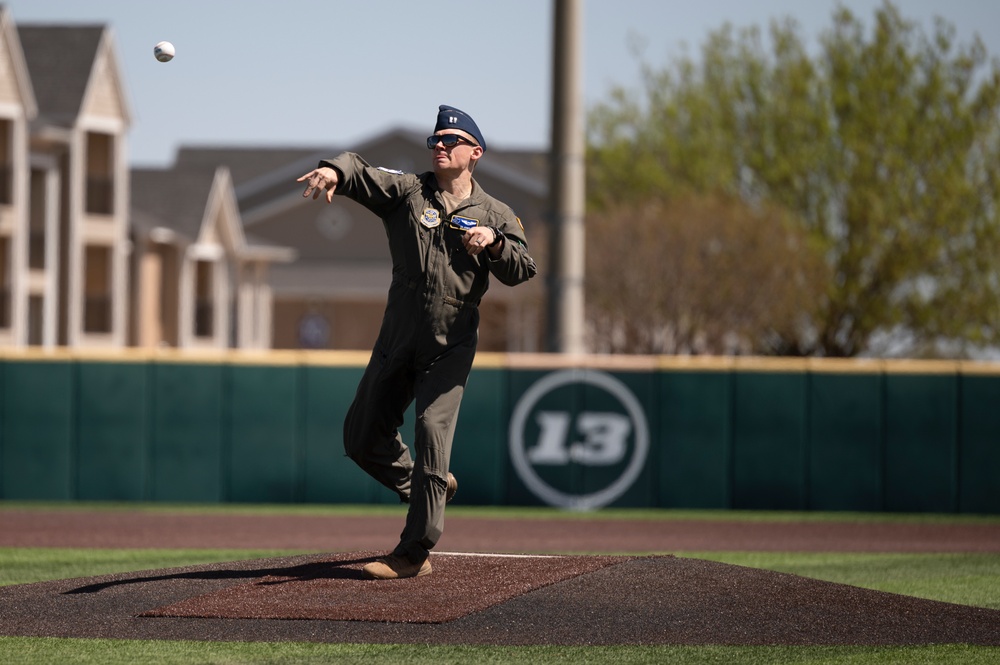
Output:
[297, 167, 339, 203]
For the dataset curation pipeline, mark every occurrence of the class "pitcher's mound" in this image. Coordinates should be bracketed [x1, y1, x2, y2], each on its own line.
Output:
[139, 551, 629, 623]
[1, 552, 998, 645]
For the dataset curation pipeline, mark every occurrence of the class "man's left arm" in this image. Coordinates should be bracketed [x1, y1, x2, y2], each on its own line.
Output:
[483, 213, 537, 286]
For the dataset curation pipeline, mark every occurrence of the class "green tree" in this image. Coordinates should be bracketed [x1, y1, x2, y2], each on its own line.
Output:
[587, 1, 1000, 357]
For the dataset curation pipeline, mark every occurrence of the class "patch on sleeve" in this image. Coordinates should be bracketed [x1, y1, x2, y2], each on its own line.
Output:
[449, 215, 479, 230]
[377, 166, 405, 175]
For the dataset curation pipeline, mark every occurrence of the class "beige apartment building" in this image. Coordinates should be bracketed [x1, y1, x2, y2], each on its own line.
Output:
[3, 16, 135, 349]
[2, 10, 291, 352]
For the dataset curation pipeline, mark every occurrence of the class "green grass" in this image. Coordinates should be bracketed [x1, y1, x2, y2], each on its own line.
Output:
[0, 548, 306, 587]
[0, 639, 998, 665]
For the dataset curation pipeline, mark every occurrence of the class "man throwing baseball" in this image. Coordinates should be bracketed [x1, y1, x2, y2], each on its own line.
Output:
[297, 105, 537, 579]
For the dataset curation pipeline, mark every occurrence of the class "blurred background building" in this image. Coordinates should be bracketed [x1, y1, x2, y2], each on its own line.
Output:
[1, 8, 548, 353]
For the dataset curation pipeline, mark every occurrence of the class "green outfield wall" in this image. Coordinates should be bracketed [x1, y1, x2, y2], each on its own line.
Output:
[0, 351, 997, 513]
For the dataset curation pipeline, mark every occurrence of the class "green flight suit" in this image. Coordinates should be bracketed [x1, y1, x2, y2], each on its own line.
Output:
[321, 152, 537, 563]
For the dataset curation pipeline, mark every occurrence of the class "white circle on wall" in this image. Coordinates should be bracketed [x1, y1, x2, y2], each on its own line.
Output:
[509, 369, 650, 511]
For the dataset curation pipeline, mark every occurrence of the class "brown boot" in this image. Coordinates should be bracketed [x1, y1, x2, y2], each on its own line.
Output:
[362, 553, 432, 580]
[446, 472, 458, 503]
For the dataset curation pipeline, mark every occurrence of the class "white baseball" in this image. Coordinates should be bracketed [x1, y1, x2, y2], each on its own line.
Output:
[153, 41, 175, 63]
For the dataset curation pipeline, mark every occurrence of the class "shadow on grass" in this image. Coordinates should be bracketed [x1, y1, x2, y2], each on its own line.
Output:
[62, 554, 378, 595]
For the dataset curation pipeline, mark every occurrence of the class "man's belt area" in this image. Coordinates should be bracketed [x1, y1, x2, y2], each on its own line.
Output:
[403, 277, 479, 309]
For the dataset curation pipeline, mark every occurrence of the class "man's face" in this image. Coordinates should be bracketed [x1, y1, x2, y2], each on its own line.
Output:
[429, 129, 483, 174]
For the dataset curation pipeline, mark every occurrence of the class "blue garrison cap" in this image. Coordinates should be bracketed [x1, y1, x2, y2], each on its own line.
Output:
[434, 105, 486, 150]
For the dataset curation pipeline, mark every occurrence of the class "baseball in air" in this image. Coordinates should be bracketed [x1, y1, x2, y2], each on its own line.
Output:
[153, 41, 175, 62]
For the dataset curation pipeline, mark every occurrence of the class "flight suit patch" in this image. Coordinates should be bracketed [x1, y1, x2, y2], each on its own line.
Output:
[450, 215, 479, 230]
[420, 209, 441, 228]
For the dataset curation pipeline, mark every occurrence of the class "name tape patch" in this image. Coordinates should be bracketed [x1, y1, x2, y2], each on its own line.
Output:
[450, 215, 479, 230]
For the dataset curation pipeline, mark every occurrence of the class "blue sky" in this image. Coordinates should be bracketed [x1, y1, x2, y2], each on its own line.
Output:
[7, 1, 999, 166]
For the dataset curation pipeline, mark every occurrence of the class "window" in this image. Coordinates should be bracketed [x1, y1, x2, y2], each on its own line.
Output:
[85, 132, 114, 215]
[28, 295, 43, 345]
[0, 120, 11, 205]
[83, 245, 112, 333]
[194, 260, 214, 338]
[0, 236, 9, 328]
[29, 167, 47, 269]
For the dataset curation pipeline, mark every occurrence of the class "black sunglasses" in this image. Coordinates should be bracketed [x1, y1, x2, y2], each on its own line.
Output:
[427, 134, 478, 149]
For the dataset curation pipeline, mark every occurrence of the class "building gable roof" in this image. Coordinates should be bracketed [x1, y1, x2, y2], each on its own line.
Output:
[0, 7, 37, 118]
[132, 164, 294, 262]
[18, 24, 104, 127]
[131, 165, 220, 243]
[79, 28, 131, 126]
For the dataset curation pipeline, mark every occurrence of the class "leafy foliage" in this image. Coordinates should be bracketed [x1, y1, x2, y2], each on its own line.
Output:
[587, 1, 1000, 356]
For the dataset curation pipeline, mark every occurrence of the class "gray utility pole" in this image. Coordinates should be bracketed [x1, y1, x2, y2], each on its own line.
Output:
[546, 0, 586, 354]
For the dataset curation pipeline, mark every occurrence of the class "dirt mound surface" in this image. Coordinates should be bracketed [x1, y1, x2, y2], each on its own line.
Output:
[138, 551, 630, 623]
[1, 551, 998, 645]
